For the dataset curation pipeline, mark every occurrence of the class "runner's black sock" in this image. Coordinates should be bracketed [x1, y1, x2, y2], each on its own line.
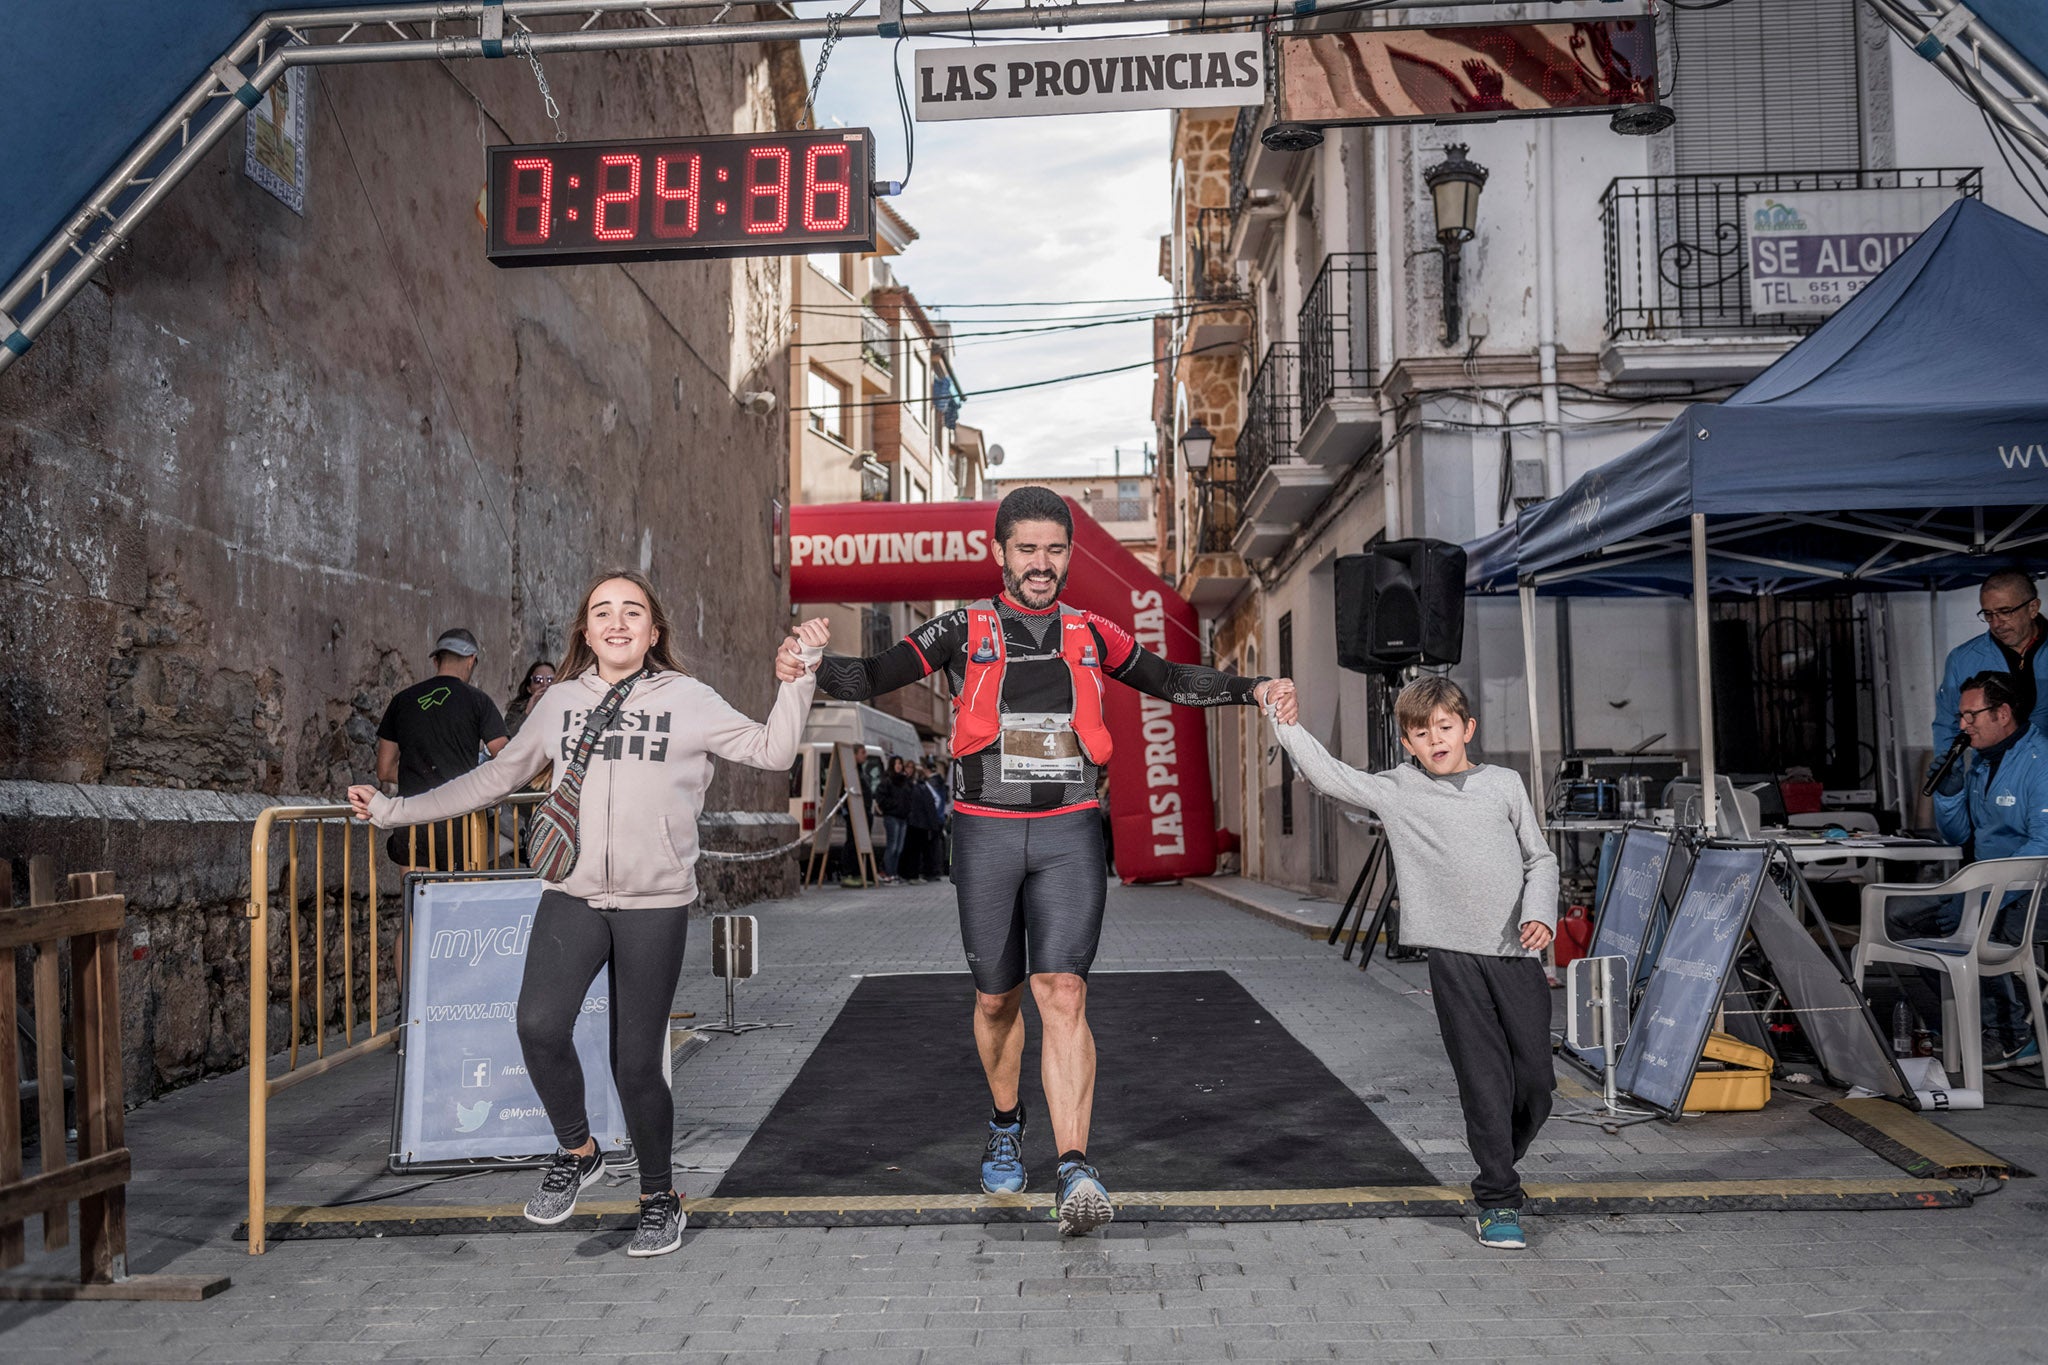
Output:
[1059, 1149, 1087, 1167]
[991, 1101, 1023, 1128]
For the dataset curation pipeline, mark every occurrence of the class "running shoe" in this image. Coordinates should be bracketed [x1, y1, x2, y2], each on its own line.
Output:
[627, 1190, 686, 1257]
[979, 1118, 1028, 1195]
[1476, 1208, 1526, 1249]
[1985, 1036, 2040, 1070]
[525, 1147, 605, 1226]
[1054, 1159, 1114, 1236]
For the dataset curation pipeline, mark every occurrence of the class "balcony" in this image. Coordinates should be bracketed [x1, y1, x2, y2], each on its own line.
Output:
[1295, 253, 1380, 466]
[861, 307, 892, 373]
[1600, 167, 1981, 382]
[1228, 103, 1290, 262]
[1233, 343, 1335, 561]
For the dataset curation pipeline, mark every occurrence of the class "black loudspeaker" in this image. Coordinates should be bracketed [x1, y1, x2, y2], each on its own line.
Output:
[1334, 539, 1467, 672]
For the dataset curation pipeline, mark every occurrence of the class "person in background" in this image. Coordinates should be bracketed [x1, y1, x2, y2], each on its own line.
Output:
[1916, 670, 2045, 1068]
[1935, 570, 2048, 752]
[901, 760, 944, 885]
[350, 572, 827, 1258]
[505, 659, 557, 738]
[376, 628, 509, 869]
[877, 756, 913, 882]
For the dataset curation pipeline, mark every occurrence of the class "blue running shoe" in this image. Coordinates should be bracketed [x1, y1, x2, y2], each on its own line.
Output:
[1476, 1208, 1525, 1249]
[1054, 1159, 1114, 1236]
[1986, 1036, 2040, 1071]
[979, 1119, 1028, 1195]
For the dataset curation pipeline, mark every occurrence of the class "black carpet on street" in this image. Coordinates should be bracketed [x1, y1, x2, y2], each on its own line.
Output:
[714, 969, 1432, 1197]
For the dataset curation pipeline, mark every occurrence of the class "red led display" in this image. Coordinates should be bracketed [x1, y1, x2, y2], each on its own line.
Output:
[487, 129, 874, 267]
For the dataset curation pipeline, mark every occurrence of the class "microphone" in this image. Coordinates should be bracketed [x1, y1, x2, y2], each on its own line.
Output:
[1921, 733, 1971, 797]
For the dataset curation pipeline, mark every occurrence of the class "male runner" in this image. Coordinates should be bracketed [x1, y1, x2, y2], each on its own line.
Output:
[810, 486, 1276, 1234]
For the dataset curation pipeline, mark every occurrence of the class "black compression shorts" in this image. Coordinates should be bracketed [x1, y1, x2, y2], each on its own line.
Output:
[951, 808, 1107, 995]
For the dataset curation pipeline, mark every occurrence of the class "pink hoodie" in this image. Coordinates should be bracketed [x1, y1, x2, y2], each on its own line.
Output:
[366, 652, 818, 908]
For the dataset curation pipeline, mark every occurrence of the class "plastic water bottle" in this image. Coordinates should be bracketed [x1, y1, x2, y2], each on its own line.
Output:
[1892, 1000, 1912, 1056]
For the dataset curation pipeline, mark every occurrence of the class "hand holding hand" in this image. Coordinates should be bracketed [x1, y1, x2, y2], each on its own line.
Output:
[346, 784, 378, 821]
[1256, 678, 1299, 725]
[776, 617, 831, 681]
[1520, 921, 1554, 953]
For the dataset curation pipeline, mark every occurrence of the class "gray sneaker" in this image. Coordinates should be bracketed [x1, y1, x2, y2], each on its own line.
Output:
[524, 1148, 604, 1226]
[627, 1190, 685, 1257]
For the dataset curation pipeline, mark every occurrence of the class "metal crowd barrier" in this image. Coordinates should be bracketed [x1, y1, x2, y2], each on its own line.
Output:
[244, 793, 542, 1254]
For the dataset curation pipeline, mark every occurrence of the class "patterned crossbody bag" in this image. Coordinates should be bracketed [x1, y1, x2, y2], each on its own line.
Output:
[524, 666, 648, 883]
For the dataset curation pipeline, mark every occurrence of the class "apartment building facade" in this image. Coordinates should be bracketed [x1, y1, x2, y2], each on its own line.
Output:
[1156, 0, 2048, 892]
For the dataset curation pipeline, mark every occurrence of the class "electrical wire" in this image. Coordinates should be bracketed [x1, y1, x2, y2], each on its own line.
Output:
[788, 337, 1235, 412]
[892, 35, 916, 189]
[1979, 107, 2048, 221]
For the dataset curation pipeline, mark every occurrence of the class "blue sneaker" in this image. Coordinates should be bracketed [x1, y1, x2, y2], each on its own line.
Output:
[1476, 1208, 1525, 1249]
[979, 1119, 1028, 1195]
[1053, 1159, 1114, 1236]
[1986, 1036, 2040, 1070]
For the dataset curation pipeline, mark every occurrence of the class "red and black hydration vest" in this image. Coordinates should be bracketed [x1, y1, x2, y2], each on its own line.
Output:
[949, 599, 1114, 765]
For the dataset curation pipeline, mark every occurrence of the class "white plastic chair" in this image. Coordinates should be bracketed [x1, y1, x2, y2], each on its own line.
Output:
[1789, 811, 1880, 883]
[1854, 855, 2048, 1092]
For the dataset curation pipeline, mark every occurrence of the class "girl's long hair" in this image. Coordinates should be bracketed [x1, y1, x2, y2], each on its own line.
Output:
[556, 569, 688, 682]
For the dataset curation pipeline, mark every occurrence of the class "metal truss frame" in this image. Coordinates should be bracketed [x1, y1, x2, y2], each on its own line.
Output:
[0, 0, 1543, 378]
[1868, 0, 2048, 170]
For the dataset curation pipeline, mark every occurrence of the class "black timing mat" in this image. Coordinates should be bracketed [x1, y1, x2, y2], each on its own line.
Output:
[713, 969, 1434, 1198]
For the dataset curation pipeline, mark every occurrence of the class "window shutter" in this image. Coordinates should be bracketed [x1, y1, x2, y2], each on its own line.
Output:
[1672, 0, 1864, 174]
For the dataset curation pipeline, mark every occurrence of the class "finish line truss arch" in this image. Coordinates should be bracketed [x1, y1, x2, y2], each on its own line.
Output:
[0, 0, 1579, 377]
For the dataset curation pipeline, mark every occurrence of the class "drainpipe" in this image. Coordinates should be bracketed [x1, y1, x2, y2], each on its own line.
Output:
[1535, 121, 1564, 496]
[1375, 125, 1402, 537]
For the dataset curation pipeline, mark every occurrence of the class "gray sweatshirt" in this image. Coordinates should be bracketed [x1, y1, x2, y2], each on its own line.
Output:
[1270, 719, 1559, 958]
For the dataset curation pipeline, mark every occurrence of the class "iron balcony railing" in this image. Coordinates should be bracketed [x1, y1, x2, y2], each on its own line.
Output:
[1296, 254, 1375, 430]
[861, 307, 892, 371]
[1196, 443, 1242, 556]
[1236, 342, 1299, 501]
[1229, 104, 1259, 216]
[1191, 205, 1241, 302]
[1601, 167, 1982, 340]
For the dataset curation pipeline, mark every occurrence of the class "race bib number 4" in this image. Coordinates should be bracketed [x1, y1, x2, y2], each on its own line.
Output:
[999, 713, 1085, 783]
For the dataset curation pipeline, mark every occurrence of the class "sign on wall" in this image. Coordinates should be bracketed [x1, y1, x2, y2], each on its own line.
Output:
[913, 34, 1263, 121]
[1744, 186, 1958, 316]
[244, 62, 310, 213]
[1275, 20, 1656, 127]
[393, 876, 629, 1170]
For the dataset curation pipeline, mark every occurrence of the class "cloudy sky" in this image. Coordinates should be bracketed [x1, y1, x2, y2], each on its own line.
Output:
[800, 23, 1173, 482]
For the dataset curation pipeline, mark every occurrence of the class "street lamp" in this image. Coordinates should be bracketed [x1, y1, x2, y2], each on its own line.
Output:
[1422, 144, 1489, 347]
[1179, 420, 1215, 476]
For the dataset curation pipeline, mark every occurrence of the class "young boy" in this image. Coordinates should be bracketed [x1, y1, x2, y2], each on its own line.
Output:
[1264, 674, 1559, 1249]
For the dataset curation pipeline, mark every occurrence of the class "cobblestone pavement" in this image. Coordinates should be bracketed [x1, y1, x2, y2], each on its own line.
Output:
[3, 877, 2045, 1363]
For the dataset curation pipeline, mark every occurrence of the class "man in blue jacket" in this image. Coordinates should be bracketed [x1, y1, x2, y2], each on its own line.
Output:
[1918, 671, 2046, 1067]
[1934, 571, 2048, 753]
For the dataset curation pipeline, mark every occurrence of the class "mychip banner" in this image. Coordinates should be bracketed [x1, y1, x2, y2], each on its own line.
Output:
[913, 35, 1263, 121]
[1744, 186, 1958, 317]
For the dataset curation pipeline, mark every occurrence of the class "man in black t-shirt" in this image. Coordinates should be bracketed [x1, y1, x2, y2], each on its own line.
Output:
[376, 628, 509, 867]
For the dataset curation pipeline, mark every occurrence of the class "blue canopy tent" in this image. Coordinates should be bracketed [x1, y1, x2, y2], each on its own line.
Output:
[1466, 197, 2048, 826]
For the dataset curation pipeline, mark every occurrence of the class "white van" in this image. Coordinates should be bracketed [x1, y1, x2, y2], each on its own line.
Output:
[788, 701, 928, 845]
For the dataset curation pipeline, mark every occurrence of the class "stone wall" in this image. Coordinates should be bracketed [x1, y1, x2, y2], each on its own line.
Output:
[0, 38, 811, 1105]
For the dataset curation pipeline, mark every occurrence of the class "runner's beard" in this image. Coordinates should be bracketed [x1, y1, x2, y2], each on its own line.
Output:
[1002, 564, 1068, 609]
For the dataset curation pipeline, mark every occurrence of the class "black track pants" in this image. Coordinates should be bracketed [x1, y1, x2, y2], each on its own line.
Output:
[1426, 949, 1555, 1211]
[951, 807, 1107, 995]
[515, 890, 690, 1195]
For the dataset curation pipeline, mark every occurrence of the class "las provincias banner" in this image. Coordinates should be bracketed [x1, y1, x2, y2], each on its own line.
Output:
[913, 34, 1263, 121]
[788, 499, 1220, 884]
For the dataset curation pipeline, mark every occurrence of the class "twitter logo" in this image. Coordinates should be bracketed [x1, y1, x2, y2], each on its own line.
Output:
[454, 1099, 490, 1133]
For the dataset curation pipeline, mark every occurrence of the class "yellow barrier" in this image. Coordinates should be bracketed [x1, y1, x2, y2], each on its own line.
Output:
[245, 793, 542, 1254]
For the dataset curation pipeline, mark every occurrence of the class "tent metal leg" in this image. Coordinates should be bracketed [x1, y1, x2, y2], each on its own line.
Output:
[1692, 514, 1719, 833]
[1519, 583, 1547, 813]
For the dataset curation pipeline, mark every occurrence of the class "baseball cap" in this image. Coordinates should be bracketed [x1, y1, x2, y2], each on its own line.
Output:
[433, 629, 480, 658]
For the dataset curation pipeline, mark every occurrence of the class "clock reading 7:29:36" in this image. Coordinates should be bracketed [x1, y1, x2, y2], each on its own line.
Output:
[486, 129, 876, 267]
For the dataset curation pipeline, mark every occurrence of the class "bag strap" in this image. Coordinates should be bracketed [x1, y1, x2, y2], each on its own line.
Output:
[561, 666, 650, 782]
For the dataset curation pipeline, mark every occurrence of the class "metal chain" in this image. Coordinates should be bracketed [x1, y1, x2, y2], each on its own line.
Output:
[698, 792, 849, 862]
[801, 12, 845, 131]
[512, 34, 567, 142]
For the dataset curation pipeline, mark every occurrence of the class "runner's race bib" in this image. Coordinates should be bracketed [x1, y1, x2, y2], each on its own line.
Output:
[1000, 712, 1085, 783]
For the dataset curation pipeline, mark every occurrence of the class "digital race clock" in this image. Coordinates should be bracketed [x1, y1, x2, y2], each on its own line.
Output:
[486, 129, 876, 267]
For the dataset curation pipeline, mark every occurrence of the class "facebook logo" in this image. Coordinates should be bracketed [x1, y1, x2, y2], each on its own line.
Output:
[461, 1058, 491, 1088]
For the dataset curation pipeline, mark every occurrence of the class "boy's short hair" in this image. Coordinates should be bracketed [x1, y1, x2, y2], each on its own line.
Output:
[1394, 675, 1473, 735]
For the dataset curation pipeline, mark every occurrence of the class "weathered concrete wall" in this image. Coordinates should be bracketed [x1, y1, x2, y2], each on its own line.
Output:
[0, 40, 813, 1104]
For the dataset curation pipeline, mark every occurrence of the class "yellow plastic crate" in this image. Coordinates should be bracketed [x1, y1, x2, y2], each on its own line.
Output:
[1683, 1031, 1773, 1112]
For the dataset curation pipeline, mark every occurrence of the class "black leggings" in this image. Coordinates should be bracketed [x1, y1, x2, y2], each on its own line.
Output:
[515, 890, 690, 1196]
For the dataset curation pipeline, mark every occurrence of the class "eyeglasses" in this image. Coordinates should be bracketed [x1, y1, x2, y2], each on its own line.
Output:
[530, 675, 555, 686]
[1977, 599, 2038, 623]
[1958, 704, 2004, 724]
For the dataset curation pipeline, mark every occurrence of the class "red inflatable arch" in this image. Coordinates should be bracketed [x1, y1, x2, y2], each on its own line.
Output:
[788, 499, 1218, 883]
